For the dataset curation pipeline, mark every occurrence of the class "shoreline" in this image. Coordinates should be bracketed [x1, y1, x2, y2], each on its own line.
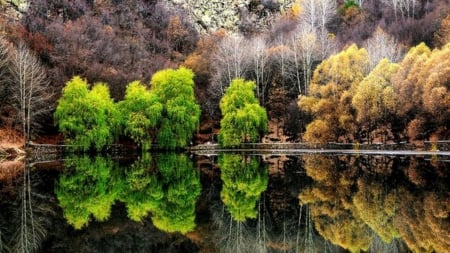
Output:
[17, 142, 450, 154]
[1, 141, 449, 159]
[188, 148, 450, 156]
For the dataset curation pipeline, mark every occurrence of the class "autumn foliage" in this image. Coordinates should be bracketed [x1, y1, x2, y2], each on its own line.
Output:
[299, 41, 450, 143]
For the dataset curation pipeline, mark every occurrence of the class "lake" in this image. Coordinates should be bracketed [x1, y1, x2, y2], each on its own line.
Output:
[0, 152, 448, 253]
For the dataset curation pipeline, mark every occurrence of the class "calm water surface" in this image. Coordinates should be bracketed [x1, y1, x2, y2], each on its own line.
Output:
[0, 153, 448, 253]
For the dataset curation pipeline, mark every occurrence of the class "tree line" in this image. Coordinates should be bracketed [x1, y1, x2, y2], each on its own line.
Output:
[55, 67, 201, 151]
[1, 0, 449, 146]
[299, 42, 450, 143]
[54, 67, 267, 150]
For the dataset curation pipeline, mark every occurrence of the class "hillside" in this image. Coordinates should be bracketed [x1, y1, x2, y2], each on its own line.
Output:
[0, 0, 449, 148]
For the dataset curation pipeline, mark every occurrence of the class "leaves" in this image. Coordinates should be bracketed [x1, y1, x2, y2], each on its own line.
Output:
[150, 67, 201, 149]
[219, 154, 268, 222]
[219, 79, 268, 147]
[119, 80, 162, 150]
[54, 76, 119, 151]
[299, 44, 370, 143]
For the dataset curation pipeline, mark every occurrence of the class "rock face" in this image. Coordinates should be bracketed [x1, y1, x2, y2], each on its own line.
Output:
[166, 0, 295, 33]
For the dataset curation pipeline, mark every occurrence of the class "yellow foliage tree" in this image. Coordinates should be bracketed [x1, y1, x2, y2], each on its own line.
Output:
[299, 44, 370, 143]
[352, 58, 398, 143]
[392, 42, 431, 119]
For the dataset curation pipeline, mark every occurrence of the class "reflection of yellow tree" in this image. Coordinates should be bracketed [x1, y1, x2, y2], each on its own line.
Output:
[394, 187, 450, 253]
[56, 156, 120, 229]
[150, 154, 201, 234]
[299, 155, 372, 252]
[219, 154, 268, 222]
[395, 157, 450, 252]
[351, 156, 450, 253]
[301, 155, 450, 253]
[353, 178, 400, 243]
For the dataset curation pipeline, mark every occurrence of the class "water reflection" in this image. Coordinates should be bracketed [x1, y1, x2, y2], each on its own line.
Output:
[0, 160, 50, 253]
[211, 154, 269, 252]
[56, 153, 200, 234]
[0, 153, 449, 252]
[299, 155, 450, 253]
[56, 156, 118, 229]
[219, 154, 268, 222]
[150, 154, 200, 234]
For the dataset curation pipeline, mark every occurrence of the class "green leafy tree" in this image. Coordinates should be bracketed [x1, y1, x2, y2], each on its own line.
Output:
[219, 154, 268, 222]
[55, 156, 121, 229]
[54, 76, 119, 151]
[150, 67, 201, 149]
[219, 79, 268, 147]
[118, 81, 163, 150]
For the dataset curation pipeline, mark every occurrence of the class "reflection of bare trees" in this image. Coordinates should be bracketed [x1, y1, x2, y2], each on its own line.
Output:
[12, 166, 46, 253]
[0, 162, 51, 253]
[209, 199, 270, 253]
[369, 234, 406, 253]
[205, 154, 340, 253]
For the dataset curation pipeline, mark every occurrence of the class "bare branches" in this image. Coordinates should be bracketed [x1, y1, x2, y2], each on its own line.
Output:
[9, 42, 52, 144]
[364, 27, 405, 69]
[209, 33, 250, 108]
[0, 36, 11, 106]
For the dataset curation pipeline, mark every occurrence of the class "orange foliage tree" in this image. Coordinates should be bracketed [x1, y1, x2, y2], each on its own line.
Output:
[392, 42, 450, 140]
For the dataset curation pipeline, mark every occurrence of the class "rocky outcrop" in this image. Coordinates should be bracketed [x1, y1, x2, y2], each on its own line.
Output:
[0, 0, 28, 17]
[166, 0, 295, 33]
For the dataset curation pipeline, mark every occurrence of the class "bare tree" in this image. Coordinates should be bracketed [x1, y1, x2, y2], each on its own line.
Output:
[364, 27, 405, 69]
[381, 0, 418, 21]
[298, 0, 337, 60]
[290, 26, 322, 95]
[212, 33, 250, 90]
[209, 33, 250, 111]
[0, 36, 11, 105]
[247, 36, 270, 104]
[288, 35, 303, 95]
[9, 42, 52, 144]
[272, 37, 292, 89]
[357, 0, 366, 7]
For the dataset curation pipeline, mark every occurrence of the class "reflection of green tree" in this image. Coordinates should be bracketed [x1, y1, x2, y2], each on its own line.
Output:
[56, 154, 201, 234]
[219, 154, 268, 222]
[150, 154, 201, 234]
[119, 153, 163, 222]
[56, 156, 120, 229]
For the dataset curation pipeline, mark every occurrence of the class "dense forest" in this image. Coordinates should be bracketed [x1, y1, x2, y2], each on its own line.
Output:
[0, 0, 449, 149]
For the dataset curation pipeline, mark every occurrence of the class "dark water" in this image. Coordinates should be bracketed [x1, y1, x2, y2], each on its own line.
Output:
[0, 153, 449, 253]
